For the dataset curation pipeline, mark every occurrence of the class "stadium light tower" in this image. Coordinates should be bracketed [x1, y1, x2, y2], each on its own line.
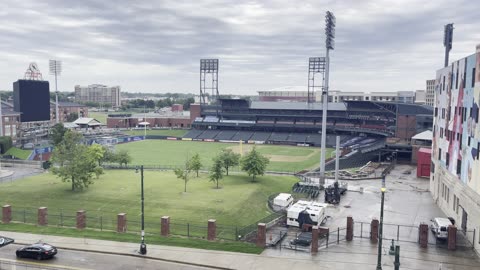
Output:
[319, 11, 336, 185]
[443, 23, 454, 67]
[49, 60, 62, 124]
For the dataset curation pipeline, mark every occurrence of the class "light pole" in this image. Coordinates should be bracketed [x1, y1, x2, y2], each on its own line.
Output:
[136, 165, 147, 255]
[49, 60, 61, 124]
[376, 176, 386, 270]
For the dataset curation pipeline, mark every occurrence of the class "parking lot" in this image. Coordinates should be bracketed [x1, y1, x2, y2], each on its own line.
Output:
[265, 164, 477, 254]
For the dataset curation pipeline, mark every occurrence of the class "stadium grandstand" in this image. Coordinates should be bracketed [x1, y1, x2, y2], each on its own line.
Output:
[182, 98, 433, 170]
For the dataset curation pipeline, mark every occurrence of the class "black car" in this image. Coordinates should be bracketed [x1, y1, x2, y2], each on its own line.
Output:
[16, 243, 57, 260]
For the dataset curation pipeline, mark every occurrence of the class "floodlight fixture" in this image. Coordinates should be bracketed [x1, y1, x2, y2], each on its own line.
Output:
[443, 23, 454, 67]
[325, 11, 336, 50]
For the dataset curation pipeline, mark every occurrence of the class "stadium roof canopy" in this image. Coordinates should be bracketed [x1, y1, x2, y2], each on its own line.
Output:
[412, 130, 432, 141]
[250, 101, 347, 111]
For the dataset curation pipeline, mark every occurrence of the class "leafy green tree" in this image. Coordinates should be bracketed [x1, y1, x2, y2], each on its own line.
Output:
[189, 153, 202, 177]
[220, 149, 240, 176]
[174, 158, 192, 192]
[66, 112, 79, 122]
[209, 156, 225, 189]
[240, 147, 270, 182]
[115, 149, 132, 167]
[87, 144, 106, 166]
[100, 146, 116, 165]
[51, 130, 102, 191]
[50, 123, 67, 146]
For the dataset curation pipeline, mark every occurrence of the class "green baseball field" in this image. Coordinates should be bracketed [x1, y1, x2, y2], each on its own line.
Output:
[114, 140, 333, 173]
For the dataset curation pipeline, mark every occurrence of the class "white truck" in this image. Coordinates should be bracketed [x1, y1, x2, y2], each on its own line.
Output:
[287, 200, 327, 228]
[273, 193, 294, 208]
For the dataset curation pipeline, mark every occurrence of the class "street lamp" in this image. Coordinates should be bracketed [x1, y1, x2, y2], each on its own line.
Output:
[376, 176, 386, 270]
[135, 165, 147, 255]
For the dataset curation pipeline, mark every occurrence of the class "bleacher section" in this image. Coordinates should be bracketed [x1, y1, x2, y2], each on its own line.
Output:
[325, 150, 379, 171]
[197, 130, 220, 140]
[231, 131, 254, 141]
[215, 130, 238, 140]
[183, 129, 204, 139]
[250, 132, 271, 141]
[287, 133, 309, 143]
[269, 132, 289, 142]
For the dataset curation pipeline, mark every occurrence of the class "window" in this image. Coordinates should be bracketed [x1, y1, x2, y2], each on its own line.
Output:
[435, 107, 438, 117]
[439, 148, 442, 161]
[447, 188, 450, 203]
[442, 108, 445, 119]
[453, 195, 457, 211]
[456, 197, 460, 214]
[473, 68, 476, 88]
[457, 159, 461, 175]
[440, 128, 443, 138]
[468, 136, 471, 146]
[446, 152, 449, 167]
[431, 161, 435, 173]
[443, 76, 446, 91]
[457, 132, 460, 141]
[456, 65, 459, 89]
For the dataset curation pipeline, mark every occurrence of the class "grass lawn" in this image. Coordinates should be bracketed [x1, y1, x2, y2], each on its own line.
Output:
[3, 147, 32, 160]
[88, 112, 108, 124]
[0, 170, 297, 230]
[0, 223, 263, 254]
[115, 140, 333, 173]
[124, 129, 188, 137]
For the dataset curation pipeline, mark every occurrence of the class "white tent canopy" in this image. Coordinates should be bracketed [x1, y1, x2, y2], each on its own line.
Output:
[412, 130, 432, 141]
[138, 121, 150, 126]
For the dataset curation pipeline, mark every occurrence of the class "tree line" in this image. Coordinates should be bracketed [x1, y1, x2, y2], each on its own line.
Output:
[174, 147, 269, 192]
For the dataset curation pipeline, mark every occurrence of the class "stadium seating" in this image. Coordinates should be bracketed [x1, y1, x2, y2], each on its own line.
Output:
[197, 130, 220, 139]
[250, 132, 271, 141]
[325, 150, 379, 171]
[231, 131, 254, 141]
[269, 132, 289, 141]
[215, 130, 238, 140]
[183, 130, 204, 139]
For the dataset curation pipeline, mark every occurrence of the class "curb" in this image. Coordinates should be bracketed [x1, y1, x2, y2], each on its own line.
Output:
[15, 242, 234, 270]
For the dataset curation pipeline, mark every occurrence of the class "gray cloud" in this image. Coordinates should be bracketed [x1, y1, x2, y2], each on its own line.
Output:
[0, 0, 479, 94]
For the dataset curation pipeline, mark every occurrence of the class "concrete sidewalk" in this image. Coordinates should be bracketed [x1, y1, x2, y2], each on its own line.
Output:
[1, 231, 479, 270]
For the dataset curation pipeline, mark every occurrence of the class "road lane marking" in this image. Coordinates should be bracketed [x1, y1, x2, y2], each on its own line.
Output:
[0, 258, 92, 270]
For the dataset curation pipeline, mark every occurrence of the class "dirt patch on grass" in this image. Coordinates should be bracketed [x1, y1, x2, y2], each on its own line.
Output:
[227, 145, 319, 162]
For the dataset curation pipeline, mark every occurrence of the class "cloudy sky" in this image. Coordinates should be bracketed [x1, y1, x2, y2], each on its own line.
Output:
[0, 0, 479, 95]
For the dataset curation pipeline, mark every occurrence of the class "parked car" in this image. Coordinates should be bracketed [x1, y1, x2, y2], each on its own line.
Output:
[290, 232, 313, 246]
[430, 217, 452, 239]
[16, 243, 57, 260]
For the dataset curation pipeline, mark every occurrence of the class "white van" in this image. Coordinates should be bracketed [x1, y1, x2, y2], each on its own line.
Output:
[273, 193, 293, 208]
[430, 217, 452, 239]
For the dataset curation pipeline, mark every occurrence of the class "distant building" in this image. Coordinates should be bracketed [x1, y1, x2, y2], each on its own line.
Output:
[258, 87, 417, 103]
[74, 84, 121, 108]
[426, 79, 435, 106]
[0, 101, 21, 140]
[431, 44, 480, 253]
[414, 90, 426, 104]
[50, 101, 88, 123]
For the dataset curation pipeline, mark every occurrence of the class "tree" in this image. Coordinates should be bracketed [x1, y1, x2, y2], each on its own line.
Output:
[219, 149, 240, 176]
[174, 158, 192, 192]
[87, 144, 106, 166]
[115, 149, 132, 167]
[209, 156, 225, 189]
[240, 147, 270, 182]
[189, 153, 202, 177]
[66, 112, 79, 122]
[50, 123, 67, 146]
[51, 130, 102, 191]
[100, 146, 116, 165]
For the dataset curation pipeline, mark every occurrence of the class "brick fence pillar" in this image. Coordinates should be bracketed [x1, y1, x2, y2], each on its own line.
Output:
[161, 216, 170, 237]
[207, 219, 216, 241]
[2, 205, 11, 224]
[311, 226, 319, 253]
[371, 218, 379, 243]
[117, 213, 127, 233]
[38, 207, 47, 226]
[418, 223, 429, 248]
[346, 216, 354, 241]
[447, 225, 457, 250]
[319, 226, 330, 238]
[76, 210, 86, 229]
[256, 223, 266, 248]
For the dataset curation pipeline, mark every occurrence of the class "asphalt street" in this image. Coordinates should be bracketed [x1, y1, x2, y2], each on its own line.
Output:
[0, 243, 215, 270]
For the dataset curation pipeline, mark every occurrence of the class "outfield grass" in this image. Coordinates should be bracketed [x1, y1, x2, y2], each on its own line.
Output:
[3, 147, 32, 160]
[88, 112, 108, 124]
[0, 170, 297, 228]
[115, 140, 333, 172]
[124, 129, 188, 137]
